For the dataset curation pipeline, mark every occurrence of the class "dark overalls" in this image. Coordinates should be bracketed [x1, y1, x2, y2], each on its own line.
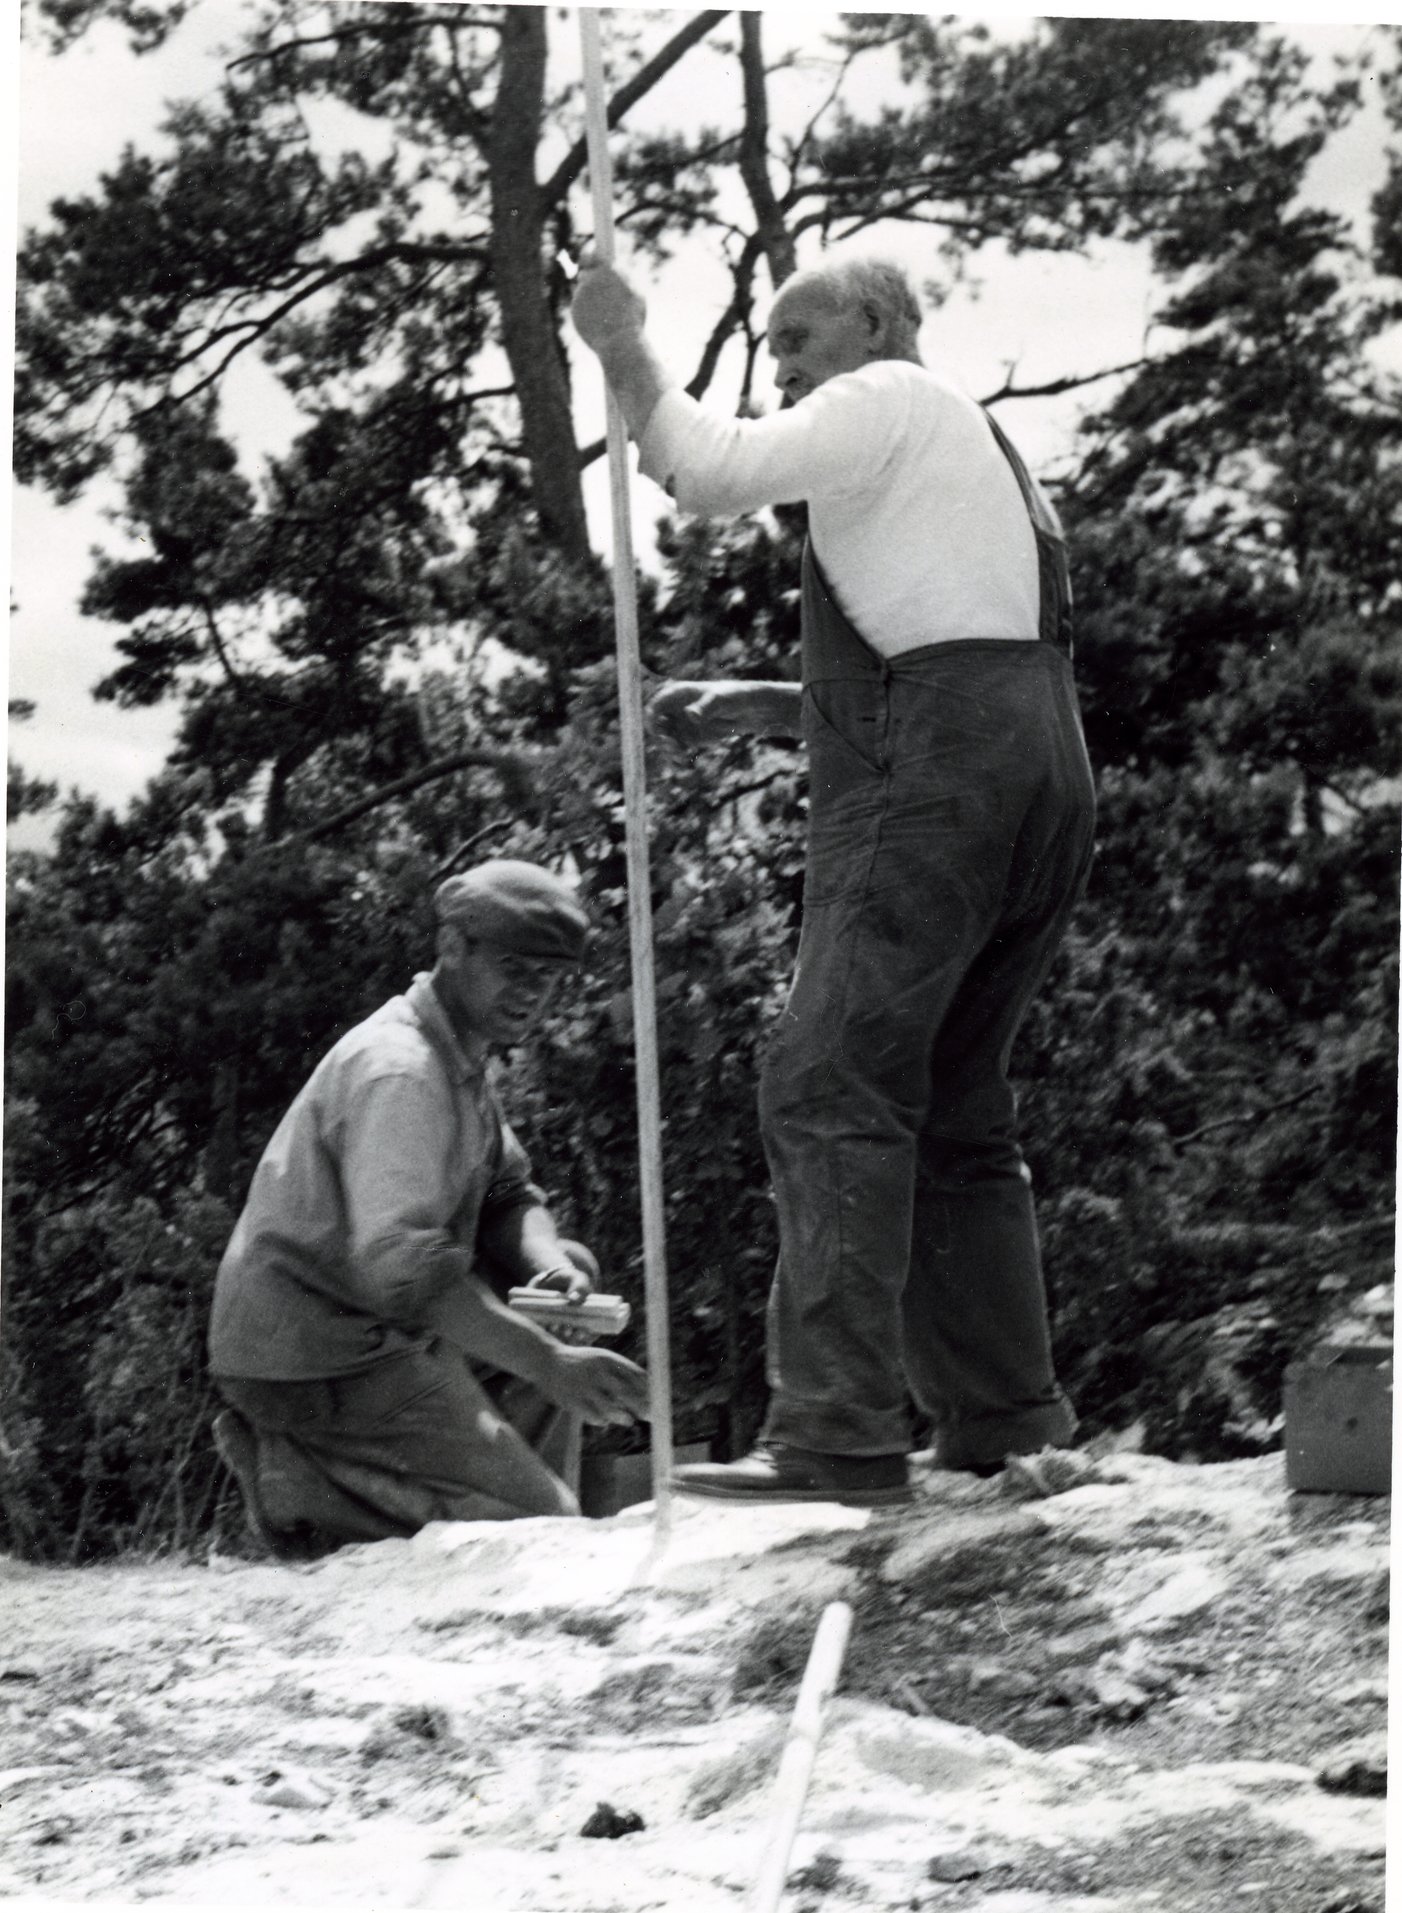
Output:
[757, 418, 1096, 1469]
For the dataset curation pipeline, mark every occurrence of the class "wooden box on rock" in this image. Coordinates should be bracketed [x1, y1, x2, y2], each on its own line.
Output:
[1284, 1343, 1393, 1495]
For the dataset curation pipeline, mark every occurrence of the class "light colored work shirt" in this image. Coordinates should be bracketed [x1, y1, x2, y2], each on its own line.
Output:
[209, 974, 542, 1380]
[640, 360, 1043, 658]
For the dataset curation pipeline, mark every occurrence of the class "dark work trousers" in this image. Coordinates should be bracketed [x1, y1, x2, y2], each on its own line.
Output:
[218, 1346, 578, 1549]
[758, 506, 1095, 1468]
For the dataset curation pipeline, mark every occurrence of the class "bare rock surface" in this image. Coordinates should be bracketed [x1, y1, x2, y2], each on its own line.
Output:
[0, 1453, 1387, 1910]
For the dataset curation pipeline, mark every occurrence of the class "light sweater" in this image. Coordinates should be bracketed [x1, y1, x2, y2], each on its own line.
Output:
[639, 360, 1043, 657]
[209, 974, 543, 1380]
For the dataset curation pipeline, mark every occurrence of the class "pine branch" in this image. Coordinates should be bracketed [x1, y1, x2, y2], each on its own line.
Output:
[785, 43, 862, 175]
[139, 243, 488, 412]
[1170, 1083, 1325, 1150]
[199, 601, 248, 690]
[224, 12, 461, 75]
[443, 19, 492, 149]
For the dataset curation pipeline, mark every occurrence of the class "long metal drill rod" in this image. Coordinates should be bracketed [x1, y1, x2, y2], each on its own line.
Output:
[578, 5, 674, 1531]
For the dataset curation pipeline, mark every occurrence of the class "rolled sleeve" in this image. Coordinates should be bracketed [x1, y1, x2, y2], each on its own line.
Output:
[639, 373, 904, 516]
[337, 1069, 477, 1330]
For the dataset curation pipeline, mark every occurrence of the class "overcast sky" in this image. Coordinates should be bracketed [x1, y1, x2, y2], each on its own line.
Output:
[5, 4, 1399, 849]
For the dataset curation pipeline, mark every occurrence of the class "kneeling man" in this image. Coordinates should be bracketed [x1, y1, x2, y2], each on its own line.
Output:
[209, 859, 648, 1557]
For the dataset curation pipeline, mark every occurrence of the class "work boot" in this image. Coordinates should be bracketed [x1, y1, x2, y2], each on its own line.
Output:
[671, 1441, 913, 1509]
[212, 1409, 324, 1561]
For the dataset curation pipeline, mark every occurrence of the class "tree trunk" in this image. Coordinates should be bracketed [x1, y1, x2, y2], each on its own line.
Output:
[739, 13, 796, 291]
[490, 7, 591, 563]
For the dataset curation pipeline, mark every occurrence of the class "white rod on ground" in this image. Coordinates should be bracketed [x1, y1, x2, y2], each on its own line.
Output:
[579, 5, 674, 1530]
[747, 1601, 855, 1913]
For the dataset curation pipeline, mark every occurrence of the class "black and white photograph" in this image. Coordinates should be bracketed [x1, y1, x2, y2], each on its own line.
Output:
[3, 3, 1397, 1907]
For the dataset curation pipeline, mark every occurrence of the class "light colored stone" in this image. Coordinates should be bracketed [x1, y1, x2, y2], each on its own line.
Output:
[1123, 1560, 1227, 1631]
[1043, 1624, 1122, 1664]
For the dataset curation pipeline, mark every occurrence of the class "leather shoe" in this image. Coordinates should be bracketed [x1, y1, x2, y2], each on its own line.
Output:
[671, 1441, 912, 1508]
[213, 1409, 324, 1561]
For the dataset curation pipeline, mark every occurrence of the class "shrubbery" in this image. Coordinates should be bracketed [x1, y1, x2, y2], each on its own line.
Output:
[5, 505, 1394, 1557]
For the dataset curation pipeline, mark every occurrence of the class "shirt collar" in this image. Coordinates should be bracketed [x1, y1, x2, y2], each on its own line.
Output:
[405, 972, 488, 1085]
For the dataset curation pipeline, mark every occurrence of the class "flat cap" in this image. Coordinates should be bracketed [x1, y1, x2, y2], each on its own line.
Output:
[434, 860, 590, 963]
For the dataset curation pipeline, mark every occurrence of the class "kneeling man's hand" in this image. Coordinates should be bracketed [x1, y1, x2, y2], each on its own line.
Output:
[526, 1247, 598, 1343]
[548, 1347, 650, 1427]
[527, 1263, 593, 1305]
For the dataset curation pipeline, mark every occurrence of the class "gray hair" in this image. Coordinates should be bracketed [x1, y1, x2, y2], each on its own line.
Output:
[786, 255, 924, 359]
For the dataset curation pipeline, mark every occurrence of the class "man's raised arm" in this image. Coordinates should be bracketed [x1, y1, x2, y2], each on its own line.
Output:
[570, 256, 673, 444]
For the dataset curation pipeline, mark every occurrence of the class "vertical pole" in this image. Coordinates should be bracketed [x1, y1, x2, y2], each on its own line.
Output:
[578, 6, 674, 1531]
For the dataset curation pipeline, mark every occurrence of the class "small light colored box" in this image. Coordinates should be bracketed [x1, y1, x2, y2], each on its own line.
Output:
[507, 1289, 631, 1339]
[1284, 1342, 1393, 1495]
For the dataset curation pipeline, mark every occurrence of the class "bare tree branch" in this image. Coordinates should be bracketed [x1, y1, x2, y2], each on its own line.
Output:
[431, 816, 516, 881]
[298, 745, 534, 842]
[540, 10, 732, 207]
[980, 357, 1150, 405]
[684, 230, 767, 401]
[739, 316, 763, 408]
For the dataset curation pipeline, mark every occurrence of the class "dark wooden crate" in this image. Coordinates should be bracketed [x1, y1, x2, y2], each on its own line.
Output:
[1284, 1342, 1393, 1495]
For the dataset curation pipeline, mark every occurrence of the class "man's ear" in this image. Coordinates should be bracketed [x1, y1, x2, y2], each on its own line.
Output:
[862, 302, 884, 349]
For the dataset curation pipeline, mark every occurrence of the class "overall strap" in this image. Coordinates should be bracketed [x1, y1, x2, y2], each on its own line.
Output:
[981, 408, 1075, 659]
[799, 536, 885, 682]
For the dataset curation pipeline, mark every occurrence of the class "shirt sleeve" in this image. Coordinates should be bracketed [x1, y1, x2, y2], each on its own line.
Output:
[639, 367, 910, 516]
[334, 1065, 478, 1330]
[481, 1116, 547, 1220]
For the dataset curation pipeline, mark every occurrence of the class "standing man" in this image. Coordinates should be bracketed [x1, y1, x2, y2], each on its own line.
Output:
[572, 252, 1095, 1505]
[209, 859, 648, 1557]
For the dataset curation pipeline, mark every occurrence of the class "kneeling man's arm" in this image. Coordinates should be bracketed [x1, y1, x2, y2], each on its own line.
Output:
[341, 1076, 646, 1425]
[478, 1185, 594, 1304]
[429, 1271, 646, 1428]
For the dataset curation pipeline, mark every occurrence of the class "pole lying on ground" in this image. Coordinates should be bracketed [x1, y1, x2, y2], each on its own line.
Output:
[747, 1602, 855, 1913]
[578, 6, 674, 1531]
